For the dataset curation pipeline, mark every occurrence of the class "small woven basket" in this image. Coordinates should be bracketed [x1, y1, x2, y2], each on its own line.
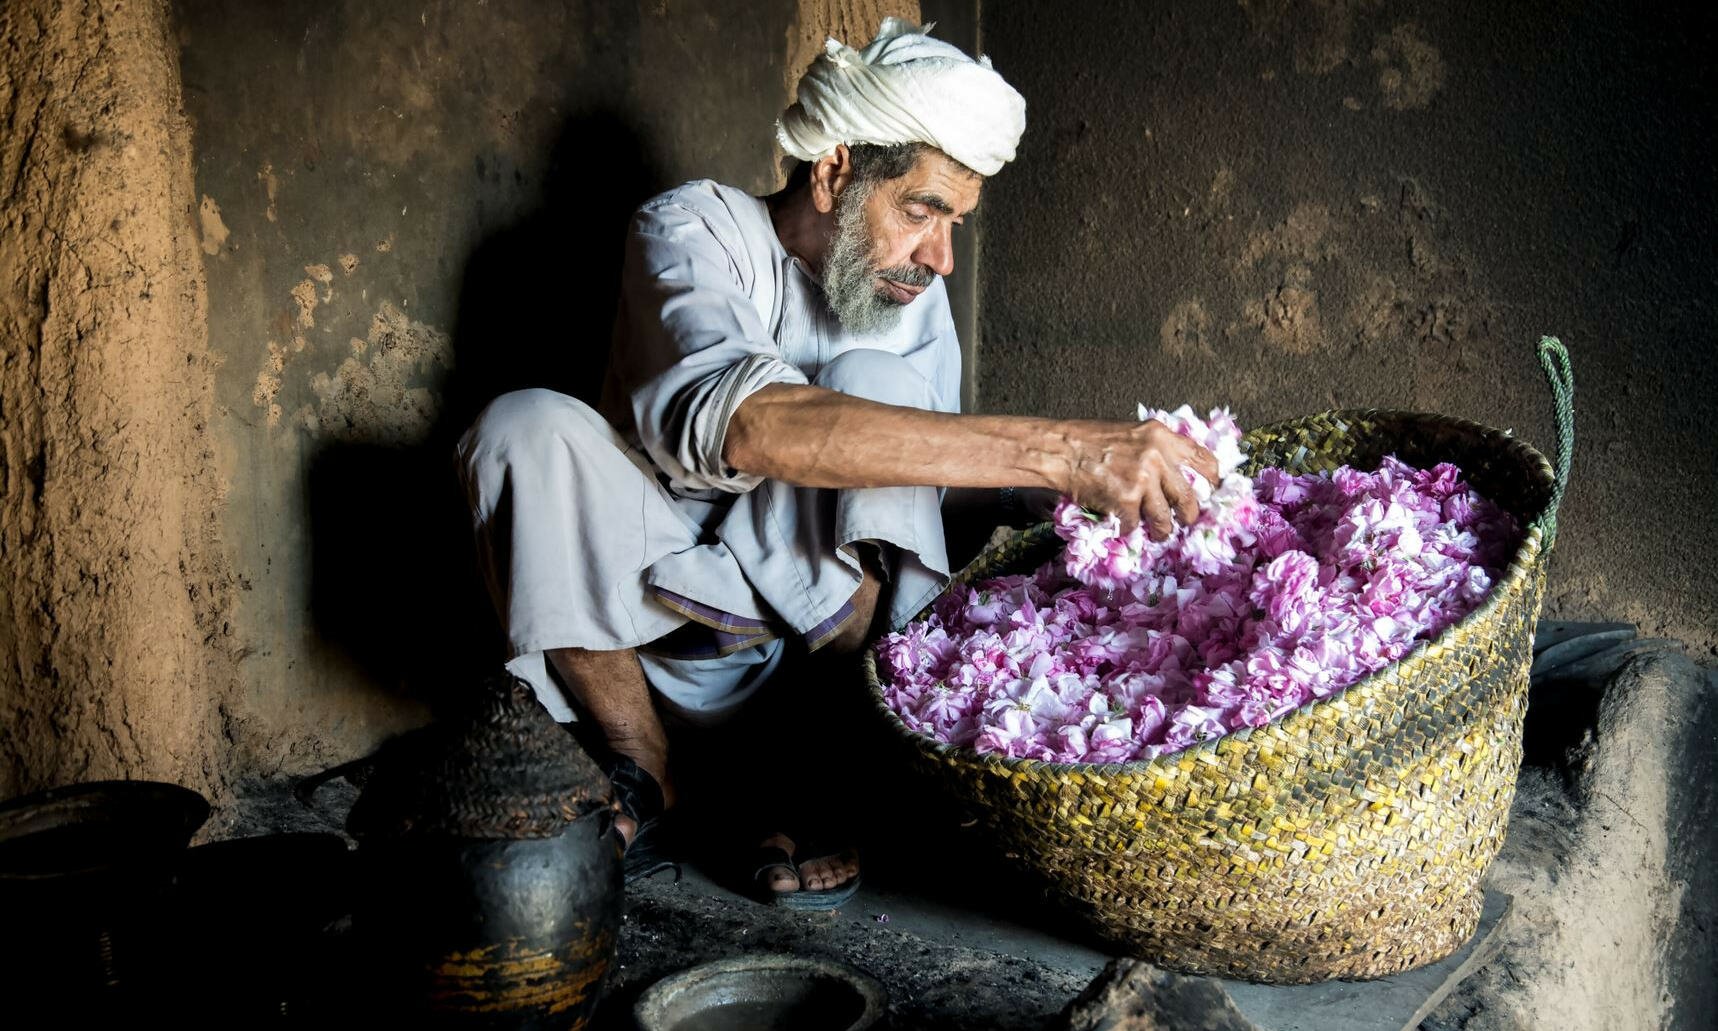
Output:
[863, 338, 1575, 984]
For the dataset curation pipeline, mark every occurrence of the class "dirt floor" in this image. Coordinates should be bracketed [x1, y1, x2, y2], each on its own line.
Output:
[223, 771, 1097, 1029]
[221, 626, 1714, 1030]
[603, 880, 1094, 1030]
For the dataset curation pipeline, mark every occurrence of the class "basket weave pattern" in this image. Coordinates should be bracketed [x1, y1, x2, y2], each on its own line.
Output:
[864, 407, 1561, 983]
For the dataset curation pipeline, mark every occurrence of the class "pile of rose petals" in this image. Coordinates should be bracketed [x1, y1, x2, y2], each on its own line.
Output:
[876, 406, 1522, 764]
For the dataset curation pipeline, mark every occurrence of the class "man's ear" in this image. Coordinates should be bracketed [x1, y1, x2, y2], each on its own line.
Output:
[810, 144, 854, 215]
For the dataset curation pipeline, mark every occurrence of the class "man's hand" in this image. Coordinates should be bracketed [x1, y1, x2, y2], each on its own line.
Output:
[1057, 419, 1219, 541]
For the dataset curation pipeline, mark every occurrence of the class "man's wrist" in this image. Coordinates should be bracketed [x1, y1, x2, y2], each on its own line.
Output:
[1001, 415, 1075, 494]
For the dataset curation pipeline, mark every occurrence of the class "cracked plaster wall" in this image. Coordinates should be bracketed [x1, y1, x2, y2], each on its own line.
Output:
[0, 0, 240, 800]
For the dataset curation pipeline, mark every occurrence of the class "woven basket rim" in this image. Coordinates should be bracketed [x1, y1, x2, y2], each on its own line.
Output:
[864, 406, 1559, 776]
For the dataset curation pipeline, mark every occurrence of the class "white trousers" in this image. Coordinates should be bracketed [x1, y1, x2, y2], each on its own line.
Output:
[456, 348, 951, 723]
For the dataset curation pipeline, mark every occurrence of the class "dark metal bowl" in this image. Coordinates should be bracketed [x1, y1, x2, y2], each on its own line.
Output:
[0, 780, 211, 1012]
[0, 779, 209, 881]
[634, 954, 886, 1031]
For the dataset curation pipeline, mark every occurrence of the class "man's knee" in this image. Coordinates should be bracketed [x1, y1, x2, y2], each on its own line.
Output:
[815, 348, 934, 409]
[460, 388, 609, 467]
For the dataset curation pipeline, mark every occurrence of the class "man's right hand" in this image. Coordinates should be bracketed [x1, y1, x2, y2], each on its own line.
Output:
[1057, 419, 1220, 541]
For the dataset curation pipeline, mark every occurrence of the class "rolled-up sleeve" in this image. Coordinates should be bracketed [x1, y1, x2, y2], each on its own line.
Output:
[622, 199, 809, 493]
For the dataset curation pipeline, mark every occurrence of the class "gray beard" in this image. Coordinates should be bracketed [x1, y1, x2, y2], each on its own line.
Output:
[821, 181, 935, 336]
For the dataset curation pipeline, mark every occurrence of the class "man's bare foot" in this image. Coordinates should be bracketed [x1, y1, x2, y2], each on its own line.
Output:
[758, 832, 859, 894]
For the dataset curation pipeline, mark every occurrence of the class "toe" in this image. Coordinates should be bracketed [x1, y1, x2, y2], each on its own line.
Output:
[799, 853, 857, 891]
[758, 833, 800, 894]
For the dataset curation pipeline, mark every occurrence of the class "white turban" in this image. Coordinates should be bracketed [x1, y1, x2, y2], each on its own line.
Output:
[776, 18, 1026, 177]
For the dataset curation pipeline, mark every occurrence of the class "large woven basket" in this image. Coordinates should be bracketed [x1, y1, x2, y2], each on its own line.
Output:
[863, 339, 1575, 984]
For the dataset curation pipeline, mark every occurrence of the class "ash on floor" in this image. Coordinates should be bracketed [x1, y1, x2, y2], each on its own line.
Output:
[602, 874, 1092, 1030]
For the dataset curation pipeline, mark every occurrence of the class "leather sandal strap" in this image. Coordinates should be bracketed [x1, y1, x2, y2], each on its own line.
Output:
[601, 753, 666, 826]
[751, 844, 798, 883]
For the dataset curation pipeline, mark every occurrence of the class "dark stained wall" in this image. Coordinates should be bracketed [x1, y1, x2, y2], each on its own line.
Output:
[977, 0, 1717, 654]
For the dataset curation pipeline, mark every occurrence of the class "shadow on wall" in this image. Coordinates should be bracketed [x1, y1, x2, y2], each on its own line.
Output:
[306, 112, 668, 711]
[445, 110, 667, 425]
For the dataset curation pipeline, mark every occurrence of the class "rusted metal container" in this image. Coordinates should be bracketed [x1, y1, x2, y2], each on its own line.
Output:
[346, 673, 621, 1028]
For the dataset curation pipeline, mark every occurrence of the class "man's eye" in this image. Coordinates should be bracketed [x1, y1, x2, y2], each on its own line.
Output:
[905, 208, 931, 223]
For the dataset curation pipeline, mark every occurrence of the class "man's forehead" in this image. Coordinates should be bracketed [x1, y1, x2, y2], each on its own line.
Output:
[893, 150, 984, 213]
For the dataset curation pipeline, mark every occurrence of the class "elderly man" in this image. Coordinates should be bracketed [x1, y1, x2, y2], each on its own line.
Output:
[458, 19, 1215, 906]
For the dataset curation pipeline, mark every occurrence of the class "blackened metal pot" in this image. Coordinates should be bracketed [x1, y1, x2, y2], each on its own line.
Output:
[345, 674, 621, 1028]
[0, 780, 210, 1011]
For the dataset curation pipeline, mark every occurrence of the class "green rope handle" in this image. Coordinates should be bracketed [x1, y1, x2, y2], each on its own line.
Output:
[1536, 336, 1575, 547]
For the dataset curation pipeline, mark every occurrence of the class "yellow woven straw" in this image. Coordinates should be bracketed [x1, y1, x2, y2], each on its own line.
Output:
[862, 340, 1574, 984]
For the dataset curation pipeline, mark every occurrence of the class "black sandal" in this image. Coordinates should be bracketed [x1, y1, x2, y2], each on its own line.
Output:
[750, 838, 861, 911]
[600, 752, 680, 884]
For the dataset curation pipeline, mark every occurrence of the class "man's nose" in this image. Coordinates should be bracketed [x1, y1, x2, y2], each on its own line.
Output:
[912, 222, 955, 278]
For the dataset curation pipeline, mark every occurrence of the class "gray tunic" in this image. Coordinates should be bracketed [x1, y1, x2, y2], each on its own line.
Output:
[457, 180, 960, 721]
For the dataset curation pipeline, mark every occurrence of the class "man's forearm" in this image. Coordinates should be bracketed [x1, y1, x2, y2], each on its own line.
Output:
[723, 382, 1219, 540]
[723, 384, 1074, 492]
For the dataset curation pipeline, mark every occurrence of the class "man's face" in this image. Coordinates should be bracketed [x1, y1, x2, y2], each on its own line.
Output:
[822, 150, 983, 334]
